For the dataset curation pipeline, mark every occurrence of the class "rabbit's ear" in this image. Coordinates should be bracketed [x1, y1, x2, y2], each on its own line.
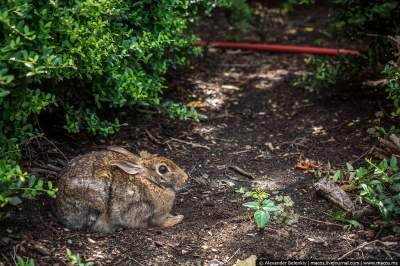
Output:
[107, 146, 138, 158]
[111, 160, 143, 175]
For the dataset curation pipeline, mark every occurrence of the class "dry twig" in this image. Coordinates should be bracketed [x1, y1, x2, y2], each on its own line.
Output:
[352, 147, 374, 163]
[145, 129, 165, 146]
[374, 134, 400, 159]
[168, 138, 211, 150]
[225, 248, 241, 264]
[228, 165, 255, 179]
[379, 137, 400, 154]
[298, 215, 343, 228]
[41, 136, 68, 161]
[338, 240, 380, 260]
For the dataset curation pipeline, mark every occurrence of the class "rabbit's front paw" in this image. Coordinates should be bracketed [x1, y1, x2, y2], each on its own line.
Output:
[159, 214, 184, 228]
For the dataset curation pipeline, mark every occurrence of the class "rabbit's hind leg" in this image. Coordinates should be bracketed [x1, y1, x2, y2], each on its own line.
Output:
[57, 203, 98, 230]
[93, 213, 115, 233]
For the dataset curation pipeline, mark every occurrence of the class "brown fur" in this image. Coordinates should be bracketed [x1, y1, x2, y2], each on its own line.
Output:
[54, 147, 188, 233]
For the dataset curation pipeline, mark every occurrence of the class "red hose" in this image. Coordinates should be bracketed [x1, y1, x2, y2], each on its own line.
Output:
[195, 41, 360, 56]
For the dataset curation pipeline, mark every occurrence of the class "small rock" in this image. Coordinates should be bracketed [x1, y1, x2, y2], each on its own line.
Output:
[9, 196, 22, 206]
[307, 237, 328, 247]
[208, 259, 223, 266]
[32, 242, 51, 256]
[201, 245, 209, 250]
[154, 241, 163, 247]
[6, 229, 12, 234]
[220, 179, 235, 187]
[265, 142, 274, 151]
[181, 249, 188, 255]
[87, 237, 96, 244]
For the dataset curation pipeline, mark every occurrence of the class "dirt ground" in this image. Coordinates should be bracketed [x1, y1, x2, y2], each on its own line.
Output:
[1, 2, 399, 266]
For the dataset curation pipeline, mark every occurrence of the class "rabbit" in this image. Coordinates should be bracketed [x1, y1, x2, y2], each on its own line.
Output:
[54, 146, 188, 233]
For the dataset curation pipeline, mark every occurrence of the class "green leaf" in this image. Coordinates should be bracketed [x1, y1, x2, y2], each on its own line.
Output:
[355, 167, 368, 178]
[346, 162, 354, 172]
[28, 175, 36, 188]
[262, 205, 281, 212]
[35, 179, 44, 190]
[262, 199, 275, 207]
[332, 210, 346, 221]
[235, 187, 246, 194]
[378, 201, 390, 219]
[390, 156, 398, 172]
[0, 89, 10, 97]
[331, 170, 342, 182]
[369, 179, 383, 192]
[378, 159, 388, 172]
[254, 209, 270, 229]
[389, 183, 400, 192]
[348, 219, 363, 229]
[243, 201, 260, 210]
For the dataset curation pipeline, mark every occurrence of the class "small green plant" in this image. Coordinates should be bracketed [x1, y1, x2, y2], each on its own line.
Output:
[16, 256, 35, 266]
[309, 161, 344, 183]
[235, 187, 297, 229]
[273, 194, 299, 225]
[162, 101, 199, 121]
[318, 156, 400, 220]
[66, 249, 94, 266]
[331, 210, 363, 230]
[367, 126, 400, 139]
[294, 55, 361, 92]
[309, 154, 400, 224]
[347, 156, 400, 219]
[291, 0, 400, 122]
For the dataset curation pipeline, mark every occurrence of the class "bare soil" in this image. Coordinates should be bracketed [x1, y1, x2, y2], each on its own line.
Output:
[1, 2, 398, 266]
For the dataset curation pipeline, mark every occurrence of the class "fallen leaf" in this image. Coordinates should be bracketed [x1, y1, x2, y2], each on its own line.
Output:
[340, 184, 350, 192]
[187, 101, 207, 108]
[295, 159, 321, 171]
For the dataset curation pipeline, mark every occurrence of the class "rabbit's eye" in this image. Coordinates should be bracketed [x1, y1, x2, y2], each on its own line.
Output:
[158, 165, 169, 174]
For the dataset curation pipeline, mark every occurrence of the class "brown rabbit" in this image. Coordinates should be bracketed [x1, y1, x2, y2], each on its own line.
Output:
[54, 146, 188, 233]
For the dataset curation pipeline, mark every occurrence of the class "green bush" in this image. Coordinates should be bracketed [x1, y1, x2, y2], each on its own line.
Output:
[384, 62, 400, 117]
[225, 0, 253, 33]
[290, 0, 400, 118]
[331, 0, 399, 37]
[0, 0, 228, 207]
[294, 55, 361, 92]
[350, 156, 400, 219]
